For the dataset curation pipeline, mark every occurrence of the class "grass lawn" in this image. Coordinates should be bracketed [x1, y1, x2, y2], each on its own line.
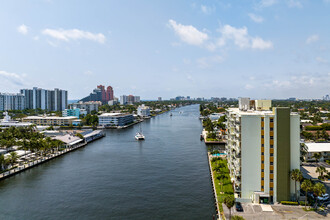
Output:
[211, 157, 234, 212]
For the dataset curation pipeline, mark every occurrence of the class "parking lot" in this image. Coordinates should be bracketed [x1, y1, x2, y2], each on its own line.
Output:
[223, 203, 329, 219]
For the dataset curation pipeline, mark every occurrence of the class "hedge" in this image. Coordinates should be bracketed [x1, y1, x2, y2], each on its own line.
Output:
[299, 201, 308, 206]
[305, 123, 330, 131]
[305, 126, 322, 131]
[281, 201, 299, 205]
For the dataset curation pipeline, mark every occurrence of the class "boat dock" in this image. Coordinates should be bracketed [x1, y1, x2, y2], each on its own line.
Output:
[0, 130, 105, 181]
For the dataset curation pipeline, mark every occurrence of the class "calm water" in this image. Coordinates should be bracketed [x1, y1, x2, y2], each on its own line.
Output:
[0, 105, 216, 220]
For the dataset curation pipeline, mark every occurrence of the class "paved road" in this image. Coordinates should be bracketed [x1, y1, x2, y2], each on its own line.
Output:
[223, 203, 329, 219]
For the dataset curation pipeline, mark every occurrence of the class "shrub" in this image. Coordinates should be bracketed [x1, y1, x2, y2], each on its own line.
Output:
[211, 157, 221, 162]
[305, 126, 322, 131]
[232, 216, 245, 220]
[281, 201, 299, 205]
[299, 201, 308, 206]
[321, 123, 330, 130]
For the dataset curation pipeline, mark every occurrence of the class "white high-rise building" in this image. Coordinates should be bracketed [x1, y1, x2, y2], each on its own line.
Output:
[0, 93, 25, 111]
[20, 87, 68, 111]
[226, 99, 300, 204]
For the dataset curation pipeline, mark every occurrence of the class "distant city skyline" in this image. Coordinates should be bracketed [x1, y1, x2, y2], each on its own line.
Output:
[0, 1, 329, 100]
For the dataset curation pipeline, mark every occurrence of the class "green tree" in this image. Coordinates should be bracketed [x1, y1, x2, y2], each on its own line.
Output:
[0, 154, 5, 171]
[75, 133, 84, 139]
[316, 130, 321, 139]
[322, 129, 329, 140]
[316, 166, 327, 180]
[8, 152, 18, 166]
[312, 153, 321, 162]
[290, 169, 303, 201]
[301, 180, 313, 209]
[224, 196, 235, 220]
[313, 182, 326, 208]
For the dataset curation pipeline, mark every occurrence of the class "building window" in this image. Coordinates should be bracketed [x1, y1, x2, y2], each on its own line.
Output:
[262, 161, 264, 164]
[262, 152, 264, 155]
[270, 187, 273, 191]
[270, 136, 274, 140]
[270, 118, 274, 123]
[261, 169, 264, 172]
[262, 127, 264, 130]
[270, 162, 273, 165]
[270, 127, 274, 131]
[262, 144, 264, 147]
[270, 153, 273, 156]
[270, 179, 273, 182]
[261, 186, 264, 189]
[262, 135, 264, 139]
[270, 145, 274, 148]
[261, 118, 264, 122]
[270, 170, 274, 174]
[262, 177, 264, 180]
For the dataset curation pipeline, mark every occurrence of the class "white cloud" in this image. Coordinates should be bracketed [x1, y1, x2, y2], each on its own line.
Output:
[201, 5, 214, 14]
[168, 19, 208, 46]
[258, 0, 278, 8]
[270, 80, 291, 88]
[287, 0, 302, 8]
[0, 70, 26, 86]
[183, 58, 191, 64]
[306, 34, 319, 44]
[220, 25, 250, 48]
[197, 55, 224, 68]
[47, 40, 58, 47]
[168, 21, 272, 51]
[251, 37, 273, 49]
[17, 24, 29, 35]
[42, 28, 106, 44]
[248, 13, 264, 23]
[219, 25, 273, 50]
[84, 70, 94, 76]
[245, 84, 254, 90]
[316, 57, 328, 64]
[186, 74, 194, 82]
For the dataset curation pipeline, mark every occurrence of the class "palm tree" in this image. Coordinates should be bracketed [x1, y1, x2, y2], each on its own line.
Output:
[290, 169, 303, 201]
[224, 196, 235, 220]
[312, 153, 321, 162]
[316, 166, 327, 180]
[8, 152, 18, 167]
[301, 179, 313, 209]
[313, 182, 326, 208]
[0, 154, 5, 171]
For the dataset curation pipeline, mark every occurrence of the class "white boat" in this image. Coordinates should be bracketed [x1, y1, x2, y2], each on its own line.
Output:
[135, 125, 145, 140]
[135, 132, 145, 140]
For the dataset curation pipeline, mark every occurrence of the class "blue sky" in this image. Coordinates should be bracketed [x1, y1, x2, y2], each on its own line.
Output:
[0, 0, 329, 100]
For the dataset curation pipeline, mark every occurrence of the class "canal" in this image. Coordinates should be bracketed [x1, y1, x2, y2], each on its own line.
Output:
[0, 104, 216, 219]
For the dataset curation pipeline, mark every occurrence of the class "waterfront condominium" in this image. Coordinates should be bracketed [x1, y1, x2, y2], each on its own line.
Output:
[226, 98, 300, 204]
[120, 95, 140, 105]
[20, 87, 68, 111]
[0, 93, 25, 111]
[98, 113, 134, 127]
[80, 85, 114, 104]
